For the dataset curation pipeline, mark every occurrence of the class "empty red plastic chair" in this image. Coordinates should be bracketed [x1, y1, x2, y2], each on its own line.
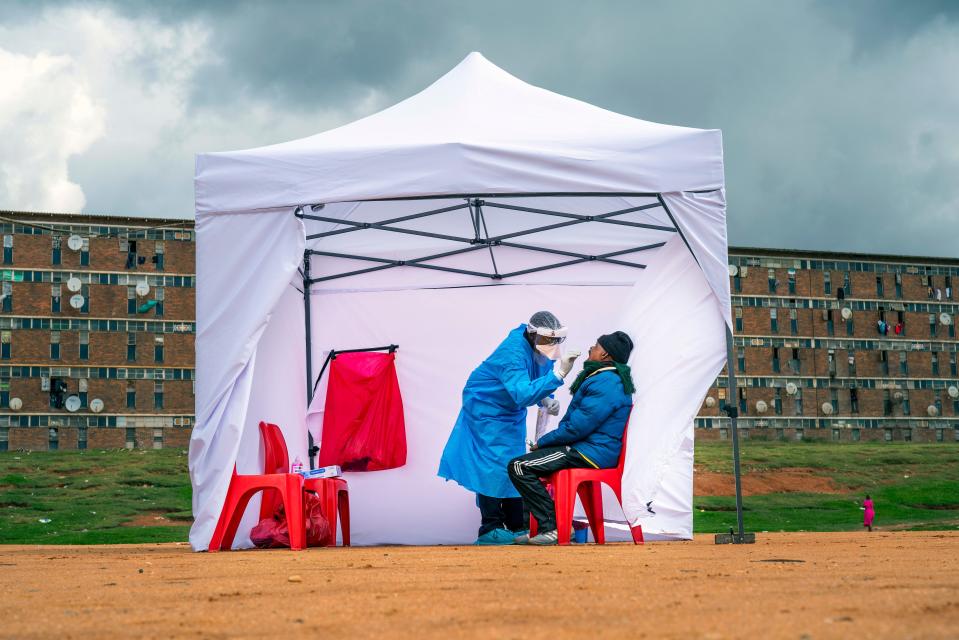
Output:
[258, 422, 350, 547]
[530, 409, 643, 546]
[208, 428, 306, 552]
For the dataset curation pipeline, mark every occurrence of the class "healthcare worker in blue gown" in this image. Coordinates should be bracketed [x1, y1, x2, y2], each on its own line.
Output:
[438, 311, 582, 545]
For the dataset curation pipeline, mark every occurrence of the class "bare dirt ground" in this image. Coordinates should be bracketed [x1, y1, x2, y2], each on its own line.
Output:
[694, 466, 841, 496]
[1, 532, 957, 639]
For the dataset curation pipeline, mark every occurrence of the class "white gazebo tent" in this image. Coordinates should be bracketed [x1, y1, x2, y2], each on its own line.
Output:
[189, 52, 740, 550]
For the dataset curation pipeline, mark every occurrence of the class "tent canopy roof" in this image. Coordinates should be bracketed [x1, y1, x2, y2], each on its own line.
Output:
[195, 52, 724, 214]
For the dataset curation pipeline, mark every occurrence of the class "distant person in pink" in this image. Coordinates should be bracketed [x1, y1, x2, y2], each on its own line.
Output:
[862, 495, 875, 532]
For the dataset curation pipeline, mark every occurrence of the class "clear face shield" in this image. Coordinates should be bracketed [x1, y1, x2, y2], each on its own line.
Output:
[527, 324, 568, 361]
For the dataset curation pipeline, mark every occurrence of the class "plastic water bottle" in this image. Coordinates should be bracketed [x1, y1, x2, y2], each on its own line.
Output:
[291, 456, 303, 474]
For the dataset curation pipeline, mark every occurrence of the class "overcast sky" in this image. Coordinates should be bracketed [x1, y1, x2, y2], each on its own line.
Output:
[1, 1, 957, 257]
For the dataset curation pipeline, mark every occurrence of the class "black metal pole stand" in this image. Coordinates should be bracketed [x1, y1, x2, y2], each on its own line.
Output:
[715, 325, 755, 544]
[302, 250, 319, 470]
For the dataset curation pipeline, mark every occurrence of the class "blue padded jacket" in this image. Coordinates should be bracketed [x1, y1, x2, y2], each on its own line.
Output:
[536, 368, 632, 469]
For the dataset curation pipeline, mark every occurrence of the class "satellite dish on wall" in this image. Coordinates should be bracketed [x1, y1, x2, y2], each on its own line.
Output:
[728, 264, 738, 277]
[894, 391, 904, 401]
[785, 382, 798, 396]
[69, 294, 85, 309]
[135, 281, 150, 296]
[821, 402, 834, 415]
[705, 396, 717, 408]
[755, 400, 768, 414]
[940, 313, 952, 326]
[927, 405, 939, 417]
[90, 398, 104, 413]
[840, 307, 853, 320]
[65, 395, 81, 412]
[948, 386, 959, 399]
[9, 397, 22, 411]
[66, 277, 82, 292]
[67, 235, 83, 251]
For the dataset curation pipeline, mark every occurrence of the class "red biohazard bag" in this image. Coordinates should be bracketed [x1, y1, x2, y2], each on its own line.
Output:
[250, 492, 332, 548]
[318, 351, 406, 472]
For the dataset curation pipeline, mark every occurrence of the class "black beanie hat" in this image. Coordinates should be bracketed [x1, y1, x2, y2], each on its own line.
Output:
[598, 331, 634, 364]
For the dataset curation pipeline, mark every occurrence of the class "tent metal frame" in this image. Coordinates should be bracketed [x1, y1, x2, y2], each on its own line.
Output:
[295, 191, 749, 543]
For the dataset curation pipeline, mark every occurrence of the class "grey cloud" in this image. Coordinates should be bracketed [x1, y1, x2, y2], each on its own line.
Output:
[5, 0, 959, 257]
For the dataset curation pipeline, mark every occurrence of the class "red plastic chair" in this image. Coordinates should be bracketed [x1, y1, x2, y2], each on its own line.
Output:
[208, 430, 306, 552]
[258, 422, 350, 547]
[530, 409, 643, 546]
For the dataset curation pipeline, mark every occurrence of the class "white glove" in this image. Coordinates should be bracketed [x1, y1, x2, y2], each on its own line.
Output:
[541, 397, 560, 416]
[553, 350, 582, 380]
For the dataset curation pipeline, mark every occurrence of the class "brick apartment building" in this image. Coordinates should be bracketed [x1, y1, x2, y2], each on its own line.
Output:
[0, 210, 956, 450]
[0, 211, 195, 451]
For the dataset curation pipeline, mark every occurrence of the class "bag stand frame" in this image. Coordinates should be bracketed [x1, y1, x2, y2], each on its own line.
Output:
[294, 191, 751, 543]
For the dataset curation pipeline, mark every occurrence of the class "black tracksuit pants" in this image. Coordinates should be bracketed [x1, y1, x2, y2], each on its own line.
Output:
[507, 446, 593, 532]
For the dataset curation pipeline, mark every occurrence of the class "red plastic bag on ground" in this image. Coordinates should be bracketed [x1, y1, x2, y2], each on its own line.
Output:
[250, 492, 332, 548]
[318, 351, 406, 472]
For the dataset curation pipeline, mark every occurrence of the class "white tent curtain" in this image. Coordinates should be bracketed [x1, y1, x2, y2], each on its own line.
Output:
[189, 53, 729, 550]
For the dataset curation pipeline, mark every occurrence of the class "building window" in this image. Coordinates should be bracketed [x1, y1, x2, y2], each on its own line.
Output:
[830, 388, 840, 414]
[80, 284, 89, 314]
[789, 309, 798, 335]
[124, 239, 138, 269]
[899, 351, 908, 376]
[902, 392, 911, 416]
[127, 333, 136, 361]
[826, 309, 834, 336]
[774, 388, 783, 415]
[154, 381, 164, 409]
[883, 390, 893, 416]
[80, 238, 89, 266]
[78, 427, 87, 450]
[734, 307, 743, 332]
[771, 347, 780, 373]
[0, 378, 8, 408]
[737, 347, 745, 372]
[739, 387, 747, 415]
[154, 335, 164, 363]
[787, 271, 796, 295]
[127, 286, 137, 314]
[768, 269, 777, 294]
[850, 388, 859, 414]
[843, 272, 852, 296]
[50, 331, 60, 360]
[790, 348, 801, 374]
[875, 275, 884, 297]
[894, 273, 902, 298]
[929, 313, 937, 338]
[946, 275, 953, 299]
[52, 236, 62, 265]
[3, 235, 12, 264]
[847, 353, 857, 377]
[49, 428, 59, 451]
[852, 428, 861, 442]
[934, 393, 942, 417]
[1, 282, 11, 312]
[79, 331, 89, 360]
[951, 353, 958, 377]
[770, 308, 778, 333]
[880, 350, 889, 376]
[51, 285, 61, 313]
[153, 241, 165, 271]
[733, 272, 741, 293]
[794, 389, 803, 415]
[0, 331, 9, 359]
[823, 271, 831, 295]
[126, 383, 136, 409]
[827, 351, 837, 377]
[846, 317, 854, 336]
[78, 378, 88, 408]
[155, 287, 164, 317]
[884, 429, 893, 442]
[932, 352, 939, 376]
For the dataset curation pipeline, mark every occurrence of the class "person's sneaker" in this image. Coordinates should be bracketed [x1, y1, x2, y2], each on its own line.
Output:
[474, 528, 517, 545]
[527, 529, 559, 545]
[513, 532, 530, 545]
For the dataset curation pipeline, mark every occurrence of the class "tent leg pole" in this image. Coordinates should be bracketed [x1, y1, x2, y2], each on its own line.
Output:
[303, 250, 317, 471]
[717, 326, 754, 544]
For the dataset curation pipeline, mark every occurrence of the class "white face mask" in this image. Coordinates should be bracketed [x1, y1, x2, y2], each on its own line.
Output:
[535, 344, 562, 361]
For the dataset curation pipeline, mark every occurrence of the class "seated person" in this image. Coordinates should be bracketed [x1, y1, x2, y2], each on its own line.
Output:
[507, 331, 635, 545]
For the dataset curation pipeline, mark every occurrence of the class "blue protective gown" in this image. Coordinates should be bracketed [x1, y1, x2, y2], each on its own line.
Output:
[438, 325, 562, 498]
